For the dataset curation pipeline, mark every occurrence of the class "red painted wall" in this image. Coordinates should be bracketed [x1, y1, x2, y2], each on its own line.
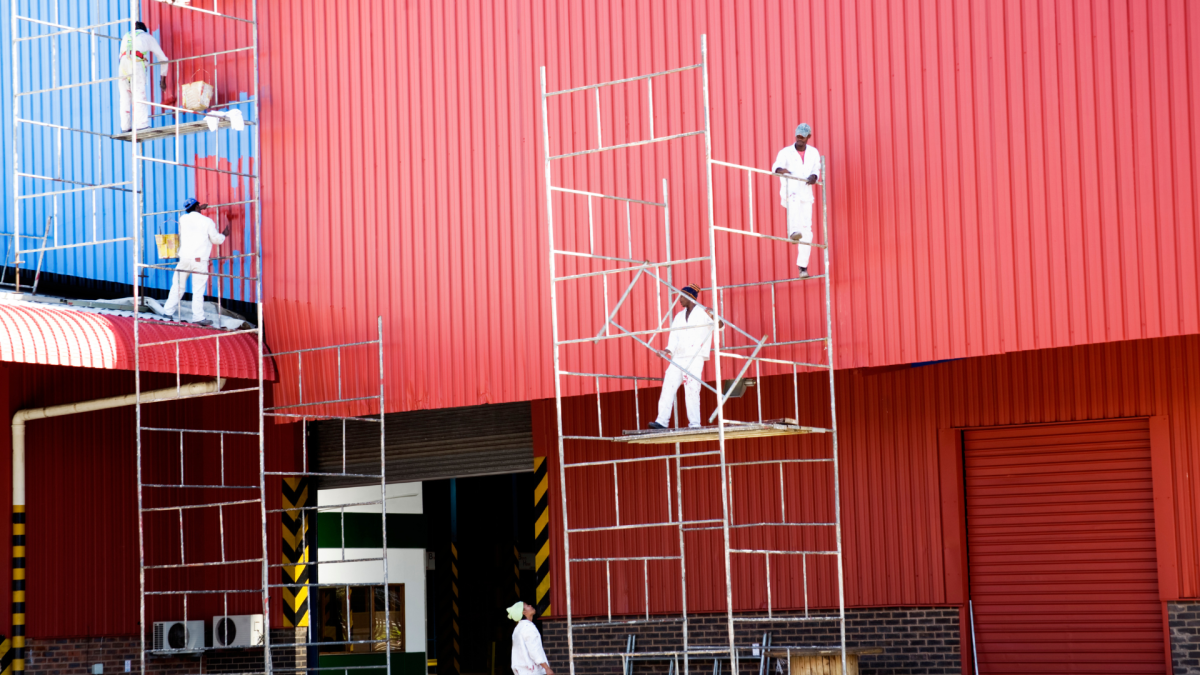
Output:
[534, 334, 1200, 616]
[0, 361, 300, 638]
[142, 0, 1200, 413]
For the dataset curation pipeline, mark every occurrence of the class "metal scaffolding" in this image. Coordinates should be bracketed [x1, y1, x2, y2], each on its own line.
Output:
[9, 3, 392, 675]
[540, 35, 845, 674]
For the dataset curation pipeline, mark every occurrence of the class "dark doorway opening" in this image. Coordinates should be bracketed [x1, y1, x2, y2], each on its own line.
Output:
[425, 473, 536, 675]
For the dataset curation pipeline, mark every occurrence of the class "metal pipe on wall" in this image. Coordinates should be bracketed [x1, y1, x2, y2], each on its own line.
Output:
[10, 378, 224, 672]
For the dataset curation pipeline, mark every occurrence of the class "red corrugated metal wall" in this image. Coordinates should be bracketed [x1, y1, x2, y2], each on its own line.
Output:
[964, 420, 1165, 674]
[533, 334, 1200, 616]
[0, 361, 301, 638]
[237, 0, 1200, 412]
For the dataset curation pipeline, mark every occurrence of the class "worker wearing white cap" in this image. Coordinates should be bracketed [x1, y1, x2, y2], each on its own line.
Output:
[650, 283, 717, 430]
[117, 21, 169, 132]
[162, 198, 227, 326]
[772, 123, 822, 278]
[507, 601, 555, 675]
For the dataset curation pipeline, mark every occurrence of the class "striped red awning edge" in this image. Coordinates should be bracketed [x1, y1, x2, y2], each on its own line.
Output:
[0, 304, 275, 381]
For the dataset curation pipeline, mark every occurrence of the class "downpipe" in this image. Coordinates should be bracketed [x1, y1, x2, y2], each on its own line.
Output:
[10, 378, 224, 673]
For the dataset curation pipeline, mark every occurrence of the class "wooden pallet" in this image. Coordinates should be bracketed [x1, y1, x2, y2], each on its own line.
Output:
[618, 419, 826, 444]
[113, 117, 235, 142]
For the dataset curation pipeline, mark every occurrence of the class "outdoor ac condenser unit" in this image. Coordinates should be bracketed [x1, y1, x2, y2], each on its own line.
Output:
[152, 620, 205, 652]
[212, 614, 264, 648]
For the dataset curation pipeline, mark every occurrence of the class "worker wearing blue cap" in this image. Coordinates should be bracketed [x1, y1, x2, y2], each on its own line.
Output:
[162, 198, 228, 326]
[772, 123, 821, 278]
[650, 283, 717, 430]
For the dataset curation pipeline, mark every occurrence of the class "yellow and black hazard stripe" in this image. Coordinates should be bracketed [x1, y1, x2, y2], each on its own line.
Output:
[533, 456, 551, 618]
[513, 544, 521, 600]
[281, 477, 310, 628]
[0, 634, 13, 675]
[11, 505, 24, 674]
[450, 542, 460, 674]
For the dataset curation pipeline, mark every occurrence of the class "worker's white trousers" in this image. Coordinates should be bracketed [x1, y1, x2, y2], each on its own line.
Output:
[656, 362, 704, 428]
[163, 258, 210, 322]
[787, 198, 814, 269]
[118, 57, 151, 132]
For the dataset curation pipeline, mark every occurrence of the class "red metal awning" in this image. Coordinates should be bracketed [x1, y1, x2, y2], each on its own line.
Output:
[0, 303, 274, 381]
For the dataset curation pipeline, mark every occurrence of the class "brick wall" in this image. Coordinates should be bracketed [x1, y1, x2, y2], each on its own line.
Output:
[1170, 602, 1200, 675]
[25, 630, 307, 675]
[540, 607, 961, 675]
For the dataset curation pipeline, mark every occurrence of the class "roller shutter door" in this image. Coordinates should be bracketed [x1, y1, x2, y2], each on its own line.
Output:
[964, 419, 1164, 674]
[311, 401, 533, 488]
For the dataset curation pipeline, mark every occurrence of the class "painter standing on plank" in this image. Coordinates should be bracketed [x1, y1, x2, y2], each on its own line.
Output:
[162, 198, 228, 326]
[649, 283, 718, 430]
[117, 21, 169, 132]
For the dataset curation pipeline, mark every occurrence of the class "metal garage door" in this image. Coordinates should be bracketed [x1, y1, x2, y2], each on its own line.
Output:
[311, 401, 533, 488]
[964, 419, 1164, 674]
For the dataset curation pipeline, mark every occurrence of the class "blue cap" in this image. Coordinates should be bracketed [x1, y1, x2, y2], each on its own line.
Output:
[182, 197, 200, 212]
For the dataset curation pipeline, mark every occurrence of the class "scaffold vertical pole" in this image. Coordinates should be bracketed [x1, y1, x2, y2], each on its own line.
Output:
[539, 65, 576, 675]
[699, 35, 739, 672]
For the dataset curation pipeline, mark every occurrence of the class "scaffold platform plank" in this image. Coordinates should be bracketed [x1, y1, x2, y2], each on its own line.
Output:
[618, 419, 825, 444]
[113, 117, 235, 142]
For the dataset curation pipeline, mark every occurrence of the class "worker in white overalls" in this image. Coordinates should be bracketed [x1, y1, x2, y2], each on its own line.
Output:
[650, 283, 717, 430]
[772, 123, 822, 278]
[118, 21, 169, 132]
[163, 198, 227, 326]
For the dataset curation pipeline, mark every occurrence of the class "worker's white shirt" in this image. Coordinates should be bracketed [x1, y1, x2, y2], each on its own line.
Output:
[119, 30, 169, 64]
[511, 620, 548, 675]
[666, 306, 715, 365]
[772, 143, 821, 205]
[177, 212, 225, 262]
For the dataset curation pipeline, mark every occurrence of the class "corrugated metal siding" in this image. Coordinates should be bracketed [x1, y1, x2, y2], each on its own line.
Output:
[534, 333, 1200, 616]
[0, 0, 257, 299]
[253, 0, 1200, 413]
[0, 360, 299, 638]
[964, 420, 1164, 674]
[311, 401, 533, 488]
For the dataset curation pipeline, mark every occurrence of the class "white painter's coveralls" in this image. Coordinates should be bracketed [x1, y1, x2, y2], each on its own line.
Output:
[118, 29, 168, 132]
[655, 306, 716, 428]
[772, 143, 821, 269]
[163, 212, 225, 322]
[511, 620, 548, 675]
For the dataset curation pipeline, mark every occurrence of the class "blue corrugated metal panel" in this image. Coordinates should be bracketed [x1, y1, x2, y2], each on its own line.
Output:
[1, 0, 256, 300]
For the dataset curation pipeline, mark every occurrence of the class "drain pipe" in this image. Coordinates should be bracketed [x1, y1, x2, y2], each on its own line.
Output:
[10, 378, 225, 674]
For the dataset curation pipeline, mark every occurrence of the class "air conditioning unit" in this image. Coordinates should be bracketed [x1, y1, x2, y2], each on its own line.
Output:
[152, 621, 205, 652]
[212, 614, 264, 648]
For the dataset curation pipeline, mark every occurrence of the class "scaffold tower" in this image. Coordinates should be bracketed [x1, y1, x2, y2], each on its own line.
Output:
[8, 3, 394, 675]
[540, 35, 846, 674]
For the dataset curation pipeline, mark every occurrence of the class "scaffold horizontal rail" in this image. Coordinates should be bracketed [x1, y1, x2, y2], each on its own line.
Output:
[545, 63, 700, 97]
[563, 450, 719, 468]
[550, 130, 705, 161]
[617, 419, 825, 444]
[733, 616, 848, 625]
[144, 558, 262, 570]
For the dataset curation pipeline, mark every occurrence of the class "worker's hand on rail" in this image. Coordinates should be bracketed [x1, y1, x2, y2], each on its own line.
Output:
[659, 349, 672, 360]
[806, 174, 818, 185]
[775, 168, 790, 175]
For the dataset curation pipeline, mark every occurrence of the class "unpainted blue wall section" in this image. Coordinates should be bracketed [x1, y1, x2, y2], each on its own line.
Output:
[1, 0, 255, 300]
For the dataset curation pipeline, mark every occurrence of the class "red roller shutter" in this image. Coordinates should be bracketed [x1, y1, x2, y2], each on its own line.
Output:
[963, 420, 1165, 674]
